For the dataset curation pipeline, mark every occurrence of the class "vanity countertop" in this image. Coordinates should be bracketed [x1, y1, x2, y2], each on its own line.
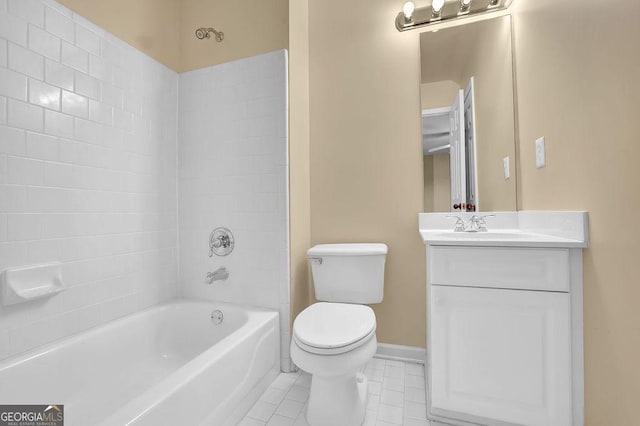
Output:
[419, 211, 589, 248]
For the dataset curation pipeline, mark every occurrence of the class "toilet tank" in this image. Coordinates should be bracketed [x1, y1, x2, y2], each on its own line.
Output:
[308, 243, 388, 304]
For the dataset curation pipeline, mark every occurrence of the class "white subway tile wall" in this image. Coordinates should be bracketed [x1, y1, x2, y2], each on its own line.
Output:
[178, 51, 291, 370]
[0, 0, 179, 360]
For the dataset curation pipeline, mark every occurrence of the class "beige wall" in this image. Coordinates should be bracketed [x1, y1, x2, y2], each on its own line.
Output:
[57, 0, 181, 70]
[512, 0, 640, 423]
[432, 155, 451, 212]
[308, 0, 426, 347]
[57, 0, 289, 72]
[178, 0, 288, 72]
[460, 17, 516, 211]
[423, 156, 434, 212]
[288, 0, 312, 331]
[423, 153, 452, 213]
[421, 80, 460, 109]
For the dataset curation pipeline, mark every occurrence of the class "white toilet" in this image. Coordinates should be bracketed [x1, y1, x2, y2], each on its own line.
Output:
[290, 243, 388, 426]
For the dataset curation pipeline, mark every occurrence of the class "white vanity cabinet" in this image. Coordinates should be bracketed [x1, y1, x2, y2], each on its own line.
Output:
[419, 212, 588, 426]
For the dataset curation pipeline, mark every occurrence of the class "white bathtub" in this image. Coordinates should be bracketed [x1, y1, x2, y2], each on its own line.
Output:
[0, 300, 280, 426]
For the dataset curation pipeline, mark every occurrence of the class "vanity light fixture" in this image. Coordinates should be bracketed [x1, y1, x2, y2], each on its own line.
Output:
[432, 0, 445, 15]
[460, 0, 472, 13]
[403, 1, 416, 21]
[395, 0, 513, 32]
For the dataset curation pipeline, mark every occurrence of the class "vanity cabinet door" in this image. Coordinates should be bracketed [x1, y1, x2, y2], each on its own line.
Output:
[430, 285, 572, 426]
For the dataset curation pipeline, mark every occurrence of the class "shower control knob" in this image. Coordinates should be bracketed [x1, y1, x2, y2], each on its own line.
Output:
[209, 227, 234, 257]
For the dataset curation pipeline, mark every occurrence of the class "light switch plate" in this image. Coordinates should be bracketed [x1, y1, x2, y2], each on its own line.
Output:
[503, 156, 510, 179]
[535, 137, 546, 168]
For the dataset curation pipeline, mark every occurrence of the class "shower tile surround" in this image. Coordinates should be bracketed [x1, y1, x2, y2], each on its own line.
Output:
[178, 51, 290, 370]
[0, 0, 179, 360]
[0, 0, 291, 369]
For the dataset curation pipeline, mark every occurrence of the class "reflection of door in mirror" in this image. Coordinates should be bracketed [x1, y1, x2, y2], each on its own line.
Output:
[464, 78, 478, 211]
[421, 15, 517, 213]
[448, 89, 467, 212]
[423, 82, 478, 213]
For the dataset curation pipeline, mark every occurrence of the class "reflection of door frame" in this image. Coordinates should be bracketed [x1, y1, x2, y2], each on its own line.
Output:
[464, 77, 479, 211]
[421, 107, 451, 155]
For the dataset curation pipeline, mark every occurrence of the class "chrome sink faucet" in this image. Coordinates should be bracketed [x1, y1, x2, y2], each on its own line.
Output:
[206, 267, 229, 284]
[447, 214, 495, 232]
[446, 216, 466, 232]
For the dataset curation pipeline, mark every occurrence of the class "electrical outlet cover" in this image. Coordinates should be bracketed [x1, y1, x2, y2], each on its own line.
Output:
[503, 156, 510, 179]
[535, 137, 546, 168]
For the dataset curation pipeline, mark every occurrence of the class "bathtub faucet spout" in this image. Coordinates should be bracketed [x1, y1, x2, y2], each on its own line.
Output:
[206, 267, 229, 284]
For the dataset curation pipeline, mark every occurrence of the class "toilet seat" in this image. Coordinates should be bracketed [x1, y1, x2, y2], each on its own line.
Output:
[293, 302, 376, 355]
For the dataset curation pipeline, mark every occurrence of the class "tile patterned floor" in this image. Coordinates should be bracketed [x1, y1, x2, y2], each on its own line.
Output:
[238, 357, 430, 426]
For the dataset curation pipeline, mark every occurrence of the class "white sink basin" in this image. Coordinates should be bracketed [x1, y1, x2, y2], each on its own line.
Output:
[418, 212, 589, 248]
[433, 231, 525, 240]
[420, 229, 586, 247]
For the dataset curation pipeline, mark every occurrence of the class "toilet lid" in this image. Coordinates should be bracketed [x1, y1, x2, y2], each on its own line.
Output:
[293, 302, 376, 351]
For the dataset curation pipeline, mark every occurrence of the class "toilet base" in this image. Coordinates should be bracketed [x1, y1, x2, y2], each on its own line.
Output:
[290, 325, 377, 426]
[306, 372, 368, 426]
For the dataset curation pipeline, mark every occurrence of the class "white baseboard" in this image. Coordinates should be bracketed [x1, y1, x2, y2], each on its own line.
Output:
[375, 343, 426, 364]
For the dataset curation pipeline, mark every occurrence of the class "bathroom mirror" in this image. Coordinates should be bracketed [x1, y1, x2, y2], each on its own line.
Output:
[420, 15, 517, 212]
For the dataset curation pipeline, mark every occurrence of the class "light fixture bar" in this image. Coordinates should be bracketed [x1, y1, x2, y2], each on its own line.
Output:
[395, 0, 513, 32]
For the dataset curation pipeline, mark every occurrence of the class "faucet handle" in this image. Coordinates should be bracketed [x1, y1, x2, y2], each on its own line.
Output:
[209, 227, 234, 257]
[446, 215, 466, 232]
[476, 214, 495, 232]
[479, 214, 496, 219]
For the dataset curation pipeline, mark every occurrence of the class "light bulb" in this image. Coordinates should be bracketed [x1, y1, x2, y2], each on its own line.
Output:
[462, 0, 471, 5]
[432, 0, 445, 14]
[403, 1, 415, 20]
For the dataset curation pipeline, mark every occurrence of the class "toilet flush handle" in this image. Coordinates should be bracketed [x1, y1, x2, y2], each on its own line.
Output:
[309, 257, 323, 265]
